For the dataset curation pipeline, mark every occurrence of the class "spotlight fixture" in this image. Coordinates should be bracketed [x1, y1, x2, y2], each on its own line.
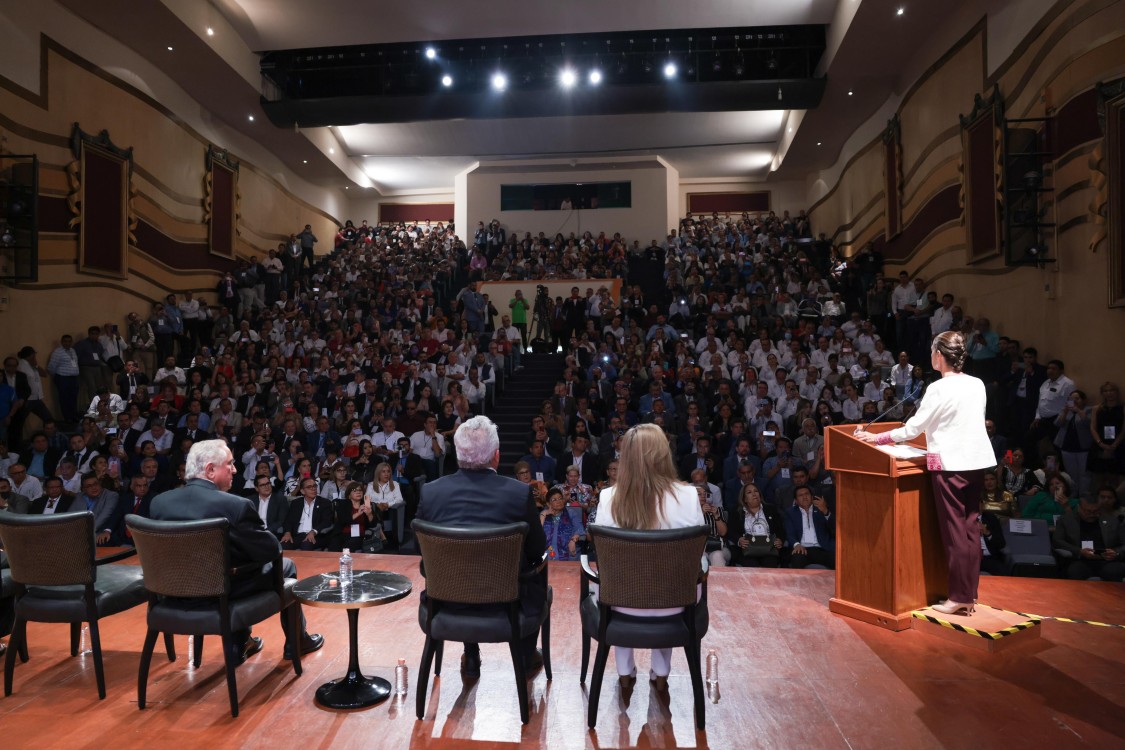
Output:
[663, 62, 677, 78]
[897, 7, 905, 16]
[441, 74, 453, 87]
[847, 90, 854, 96]
[167, 46, 174, 51]
[206, 27, 214, 37]
[559, 68, 577, 88]
[816, 141, 822, 146]
[328, 147, 334, 154]
[248, 114, 254, 121]
[302, 160, 308, 164]
[425, 47, 436, 59]
[491, 72, 508, 91]
[588, 69, 602, 85]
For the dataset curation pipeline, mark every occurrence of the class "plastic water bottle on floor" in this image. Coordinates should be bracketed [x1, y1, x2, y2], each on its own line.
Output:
[706, 649, 719, 687]
[394, 658, 409, 696]
[187, 635, 195, 669]
[339, 548, 353, 587]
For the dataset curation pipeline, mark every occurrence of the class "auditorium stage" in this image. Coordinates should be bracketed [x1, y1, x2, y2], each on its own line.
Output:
[2, 553, 1122, 749]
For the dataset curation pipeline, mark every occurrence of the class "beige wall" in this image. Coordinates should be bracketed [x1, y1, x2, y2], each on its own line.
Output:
[806, 0, 1125, 387]
[464, 159, 675, 244]
[0, 12, 343, 368]
[680, 178, 807, 218]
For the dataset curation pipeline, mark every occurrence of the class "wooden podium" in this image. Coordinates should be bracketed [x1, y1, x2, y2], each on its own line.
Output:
[824, 423, 947, 631]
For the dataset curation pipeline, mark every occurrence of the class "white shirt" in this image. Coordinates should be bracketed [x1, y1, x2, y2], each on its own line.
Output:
[409, 430, 444, 460]
[13, 475, 42, 499]
[930, 305, 954, 335]
[364, 481, 404, 508]
[1036, 375, 1075, 419]
[297, 500, 315, 534]
[886, 373, 995, 471]
[17, 359, 44, 400]
[371, 430, 405, 453]
[257, 494, 273, 522]
[798, 506, 821, 547]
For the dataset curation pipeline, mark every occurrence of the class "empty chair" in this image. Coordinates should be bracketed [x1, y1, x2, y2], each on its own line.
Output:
[126, 515, 303, 717]
[579, 525, 710, 730]
[0, 511, 149, 699]
[413, 520, 551, 724]
[1004, 518, 1059, 577]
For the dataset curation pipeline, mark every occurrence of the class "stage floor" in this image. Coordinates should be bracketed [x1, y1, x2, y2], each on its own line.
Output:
[2, 553, 1123, 749]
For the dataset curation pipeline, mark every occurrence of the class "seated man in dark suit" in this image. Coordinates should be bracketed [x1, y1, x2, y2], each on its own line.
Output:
[1052, 491, 1125, 582]
[19, 432, 61, 481]
[77, 472, 120, 545]
[783, 485, 835, 569]
[0, 477, 31, 515]
[417, 415, 547, 677]
[115, 474, 155, 545]
[678, 434, 721, 484]
[29, 476, 81, 515]
[251, 475, 289, 541]
[280, 476, 336, 551]
[150, 440, 323, 663]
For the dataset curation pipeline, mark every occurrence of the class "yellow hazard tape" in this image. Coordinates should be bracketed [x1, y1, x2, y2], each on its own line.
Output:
[978, 603, 1125, 630]
[910, 610, 1041, 640]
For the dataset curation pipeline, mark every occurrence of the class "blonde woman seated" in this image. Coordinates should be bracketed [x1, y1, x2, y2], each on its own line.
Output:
[590, 423, 705, 691]
[364, 462, 405, 547]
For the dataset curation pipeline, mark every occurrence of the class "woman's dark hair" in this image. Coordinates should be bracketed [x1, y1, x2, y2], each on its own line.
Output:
[931, 331, 967, 372]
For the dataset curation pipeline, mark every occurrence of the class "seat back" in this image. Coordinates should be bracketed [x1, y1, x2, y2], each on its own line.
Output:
[0, 511, 96, 586]
[126, 515, 231, 598]
[412, 520, 526, 605]
[588, 525, 708, 609]
[1003, 518, 1052, 556]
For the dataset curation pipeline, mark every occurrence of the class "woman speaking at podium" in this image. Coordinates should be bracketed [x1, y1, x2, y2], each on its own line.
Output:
[855, 331, 994, 616]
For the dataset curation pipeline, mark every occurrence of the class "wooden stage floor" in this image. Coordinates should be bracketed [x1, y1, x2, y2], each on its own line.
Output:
[2, 552, 1123, 749]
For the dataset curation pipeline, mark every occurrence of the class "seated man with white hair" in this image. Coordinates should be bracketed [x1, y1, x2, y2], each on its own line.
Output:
[416, 415, 547, 678]
[149, 439, 324, 664]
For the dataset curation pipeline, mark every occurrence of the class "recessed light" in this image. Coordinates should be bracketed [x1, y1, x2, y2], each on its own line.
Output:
[588, 69, 602, 85]
[328, 148, 335, 154]
[491, 72, 508, 91]
[816, 141, 822, 146]
[167, 46, 174, 51]
[247, 115, 254, 121]
[663, 62, 677, 79]
[559, 68, 577, 89]
[788, 127, 792, 133]
[302, 160, 308, 164]
[206, 27, 214, 36]
[441, 74, 453, 87]
[344, 186, 349, 190]
[847, 90, 854, 96]
[425, 47, 436, 59]
[896, 7, 905, 16]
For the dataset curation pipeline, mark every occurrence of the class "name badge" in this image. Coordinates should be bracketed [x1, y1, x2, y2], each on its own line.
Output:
[535, 472, 544, 482]
[350, 524, 361, 538]
[781, 468, 790, 480]
[807, 451, 815, 461]
[92, 354, 99, 361]
[1106, 426, 1117, 441]
[1081, 540, 1094, 551]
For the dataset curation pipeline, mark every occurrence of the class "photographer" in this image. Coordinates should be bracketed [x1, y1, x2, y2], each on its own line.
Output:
[692, 468, 729, 566]
[508, 290, 530, 345]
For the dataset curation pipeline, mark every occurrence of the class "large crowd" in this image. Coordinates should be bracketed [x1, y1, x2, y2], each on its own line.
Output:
[1, 207, 1122, 580]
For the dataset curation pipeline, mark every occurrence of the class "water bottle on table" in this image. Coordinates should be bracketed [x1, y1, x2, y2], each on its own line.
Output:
[339, 548, 353, 587]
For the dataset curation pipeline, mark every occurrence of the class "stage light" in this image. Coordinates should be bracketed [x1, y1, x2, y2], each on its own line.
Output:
[559, 68, 577, 88]
[167, 46, 174, 51]
[848, 90, 854, 96]
[816, 141, 822, 146]
[491, 72, 507, 91]
[663, 62, 677, 78]
[302, 160, 308, 164]
[206, 27, 214, 37]
[441, 74, 453, 87]
[425, 47, 436, 59]
[897, 7, 905, 16]
[588, 69, 602, 85]
[247, 115, 254, 121]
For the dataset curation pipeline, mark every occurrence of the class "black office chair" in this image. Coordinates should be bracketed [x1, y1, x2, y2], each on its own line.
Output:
[579, 525, 710, 730]
[1, 551, 20, 659]
[126, 515, 303, 717]
[412, 519, 551, 724]
[0, 511, 150, 699]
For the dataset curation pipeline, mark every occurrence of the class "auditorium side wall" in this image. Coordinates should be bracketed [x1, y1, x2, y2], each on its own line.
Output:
[807, 0, 1125, 386]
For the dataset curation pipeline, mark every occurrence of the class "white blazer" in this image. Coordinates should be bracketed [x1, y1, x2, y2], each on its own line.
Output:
[887, 373, 995, 471]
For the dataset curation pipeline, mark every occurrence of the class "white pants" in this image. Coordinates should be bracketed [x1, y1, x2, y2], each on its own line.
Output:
[708, 548, 732, 567]
[616, 646, 672, 678]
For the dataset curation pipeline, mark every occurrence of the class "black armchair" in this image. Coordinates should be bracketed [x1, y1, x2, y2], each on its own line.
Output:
[412, 519, 552, 724]
[0, 511, 150, 699]
[126, 515, 303, 718]
[579, 524, 710, 730]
